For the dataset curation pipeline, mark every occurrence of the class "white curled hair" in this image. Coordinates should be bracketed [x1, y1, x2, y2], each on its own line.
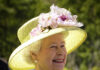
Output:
[30, 40, 42, 54]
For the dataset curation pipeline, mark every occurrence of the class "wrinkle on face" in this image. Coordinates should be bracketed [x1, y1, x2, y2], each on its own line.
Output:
[33, 33, 67, 70]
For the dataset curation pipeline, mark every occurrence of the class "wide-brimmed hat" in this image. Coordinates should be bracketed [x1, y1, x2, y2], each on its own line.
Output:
[9, 5, 87, 70]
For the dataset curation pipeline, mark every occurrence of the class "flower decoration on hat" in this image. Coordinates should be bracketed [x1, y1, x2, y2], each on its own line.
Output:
[30, 4, 83, 37]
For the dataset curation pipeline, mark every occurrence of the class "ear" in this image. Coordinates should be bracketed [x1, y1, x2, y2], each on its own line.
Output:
[30, 51, 37, 61]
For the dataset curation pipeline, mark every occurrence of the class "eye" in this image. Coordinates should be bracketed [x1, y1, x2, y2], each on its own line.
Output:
[50, 46, 57, 48]
[50, 44, 57, 48]
[60, 43, 65, 48]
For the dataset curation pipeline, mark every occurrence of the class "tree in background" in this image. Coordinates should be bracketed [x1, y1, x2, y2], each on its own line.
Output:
[0, 0, 100, 70]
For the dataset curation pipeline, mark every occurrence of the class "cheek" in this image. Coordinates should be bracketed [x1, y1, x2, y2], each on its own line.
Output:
[64, 48, 67, 55]
[46, 50, 56, 60]
[39, 50, 56, 62]
[64, 49, 67, 64]
[45, 50, 57, 66]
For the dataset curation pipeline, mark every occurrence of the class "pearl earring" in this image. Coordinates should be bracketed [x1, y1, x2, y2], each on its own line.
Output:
[34, 60, 37, 63]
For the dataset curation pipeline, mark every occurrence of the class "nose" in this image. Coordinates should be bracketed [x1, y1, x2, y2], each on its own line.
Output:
[56, 48, 64, 56]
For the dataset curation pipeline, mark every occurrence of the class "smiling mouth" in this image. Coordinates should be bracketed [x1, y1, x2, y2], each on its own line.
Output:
[52, 59, 64, 63]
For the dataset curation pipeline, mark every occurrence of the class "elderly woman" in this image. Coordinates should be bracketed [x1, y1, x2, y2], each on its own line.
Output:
[31, 33, 67, 70]
[9, 5, 87, 70]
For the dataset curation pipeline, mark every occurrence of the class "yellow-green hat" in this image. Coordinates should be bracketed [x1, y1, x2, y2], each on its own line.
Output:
[9, 5, 87, 70]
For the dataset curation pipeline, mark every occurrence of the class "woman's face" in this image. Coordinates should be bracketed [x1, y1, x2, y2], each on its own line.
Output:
[35, 33, 67, 70]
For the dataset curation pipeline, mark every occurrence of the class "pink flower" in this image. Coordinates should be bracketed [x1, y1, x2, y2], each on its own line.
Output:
[30, 25, 42, 37]
[38, 13, 59, 29]
[50, 18, 58, 28]
[38, 13, 51, 27]
[30, 5, 84, 37]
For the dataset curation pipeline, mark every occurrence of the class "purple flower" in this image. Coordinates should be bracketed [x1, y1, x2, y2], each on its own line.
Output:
[59, 15, 67, 21]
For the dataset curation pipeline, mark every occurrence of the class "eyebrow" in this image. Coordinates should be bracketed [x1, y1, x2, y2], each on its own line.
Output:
[61, 41, 65, 44]
[50, 43, 57, 45]
[51, 41, 65, 44]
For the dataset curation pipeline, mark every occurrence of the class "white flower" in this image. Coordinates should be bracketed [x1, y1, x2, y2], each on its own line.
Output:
[49, 13, 58, 28]
[50, 4, 72, 20]
[38, 13, 51, 27]
[31, 4, 84, 37]
[50, 4, 66, 15]
[38, 4, 84, 28]
[30, 5, 84, 37]
[57, 19, 83, 27]
[38, 12, 58, 29]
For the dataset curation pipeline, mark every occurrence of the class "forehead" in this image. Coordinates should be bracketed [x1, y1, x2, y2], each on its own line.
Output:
[41, 33, 65, 47]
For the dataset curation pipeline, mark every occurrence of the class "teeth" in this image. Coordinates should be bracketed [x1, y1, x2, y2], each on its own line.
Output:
[53, 59, 64, 63]
[56, 60, 63, 62]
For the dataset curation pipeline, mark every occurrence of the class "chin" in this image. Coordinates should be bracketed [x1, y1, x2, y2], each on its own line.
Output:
[52, 64, 65, 70]
[53, 67, 64, 70]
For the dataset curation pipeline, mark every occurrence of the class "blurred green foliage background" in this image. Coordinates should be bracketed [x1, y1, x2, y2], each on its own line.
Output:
[0, 0, 100, 70]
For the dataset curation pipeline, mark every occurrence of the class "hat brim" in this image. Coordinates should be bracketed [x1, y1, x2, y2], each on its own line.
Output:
[9, 27, 87, 70]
